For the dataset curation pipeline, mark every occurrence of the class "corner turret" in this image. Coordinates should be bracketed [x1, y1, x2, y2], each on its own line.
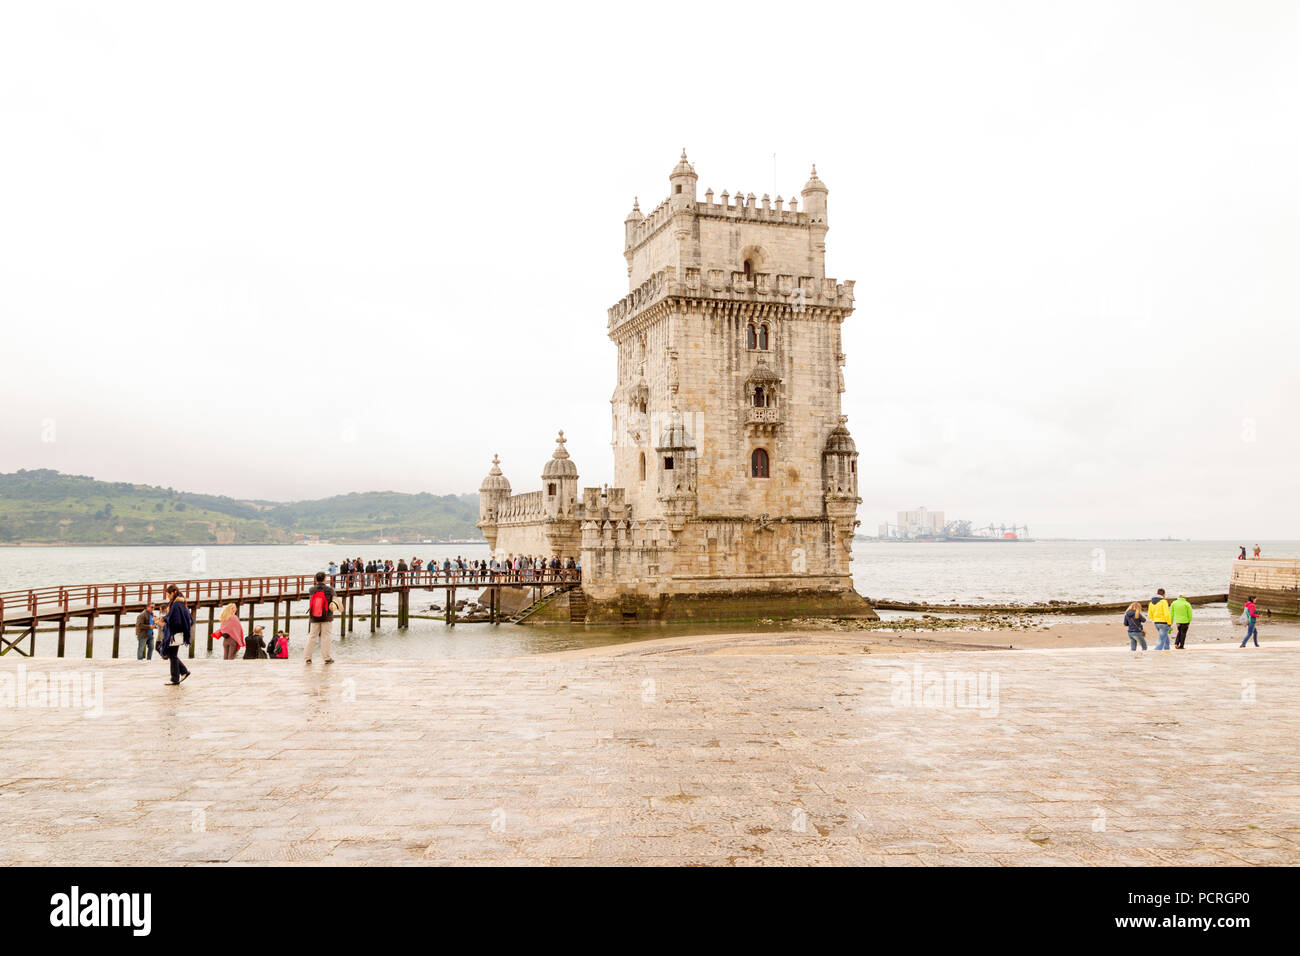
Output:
[477, 454, 511, 550]
[669, 149, 697, 209]
[542, 430, 579, 518]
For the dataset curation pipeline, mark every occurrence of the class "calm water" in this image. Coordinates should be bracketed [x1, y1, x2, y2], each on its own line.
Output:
[0, 539, 1285, 659]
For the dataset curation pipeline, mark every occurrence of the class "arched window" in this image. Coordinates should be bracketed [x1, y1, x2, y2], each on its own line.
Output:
[758, 324, 769, 350]
[639, 452, 646, 481]
[746, 324, 757, 349]
[751, 448, 770, 478]
[753, 386, 765, 408]
[743, 259, 754, 280]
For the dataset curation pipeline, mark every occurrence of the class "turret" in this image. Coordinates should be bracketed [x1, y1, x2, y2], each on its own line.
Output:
[822, 418, 859, 499]
[822, 417, 861, 567]
[801, 164, 828, 224]
[623, 197, 643, 249]
[655, 412, 698, 533]
[541, 430, 579, 519]
[801, 164, 829, 274]
[669, 149, 697, 209]
[477, 454, 511, 550]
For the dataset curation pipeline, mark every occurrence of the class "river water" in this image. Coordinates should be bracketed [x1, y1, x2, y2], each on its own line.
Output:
[0, 539, 1285, 659]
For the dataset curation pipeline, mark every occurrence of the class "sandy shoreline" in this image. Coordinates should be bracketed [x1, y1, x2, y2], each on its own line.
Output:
[544, 612, 1300, 659]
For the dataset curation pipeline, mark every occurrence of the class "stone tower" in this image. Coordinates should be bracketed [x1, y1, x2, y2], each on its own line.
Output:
[587, 150, 872, 620]
[482, 151, 873, 622]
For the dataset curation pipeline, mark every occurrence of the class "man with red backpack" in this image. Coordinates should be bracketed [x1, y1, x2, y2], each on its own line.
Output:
[305, 571, 336, 664]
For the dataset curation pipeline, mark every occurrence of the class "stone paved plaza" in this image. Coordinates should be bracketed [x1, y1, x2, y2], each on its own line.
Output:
[1, 643, 1297, 865]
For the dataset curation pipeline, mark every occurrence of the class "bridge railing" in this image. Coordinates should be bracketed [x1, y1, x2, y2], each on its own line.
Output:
[0, 568, 580, 623]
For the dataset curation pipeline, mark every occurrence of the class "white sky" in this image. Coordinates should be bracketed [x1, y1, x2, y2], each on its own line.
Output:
[2, 1, 1297, 538]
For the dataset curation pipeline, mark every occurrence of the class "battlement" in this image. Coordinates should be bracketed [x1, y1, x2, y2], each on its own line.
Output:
[625, 189, 811, 251]
[496, 491, 544, 523]
[608, 266, 855, 330]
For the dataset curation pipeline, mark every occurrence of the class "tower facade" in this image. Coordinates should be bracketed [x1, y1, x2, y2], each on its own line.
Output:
[588, 151, 872, 620]
[478, 151, 873, 622]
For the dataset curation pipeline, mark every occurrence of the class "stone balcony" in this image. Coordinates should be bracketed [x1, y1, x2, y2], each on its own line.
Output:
[745, 405, 782, 435]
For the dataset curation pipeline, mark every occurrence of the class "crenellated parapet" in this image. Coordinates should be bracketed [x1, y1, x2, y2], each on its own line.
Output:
[608, 266, 855, 331]
[496, 490, 545, 523]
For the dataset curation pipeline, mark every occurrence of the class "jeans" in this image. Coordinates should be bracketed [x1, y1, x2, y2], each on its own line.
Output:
[136, 634, 154, 660]
[1128, 632, 1147, 651]
[1154, 622, 1170, 650]
[1241, 618, 1259, 647]
[162, 643, 190, 682]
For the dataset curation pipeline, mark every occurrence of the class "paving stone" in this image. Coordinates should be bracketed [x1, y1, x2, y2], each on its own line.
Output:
[1, 645, 1296, 865]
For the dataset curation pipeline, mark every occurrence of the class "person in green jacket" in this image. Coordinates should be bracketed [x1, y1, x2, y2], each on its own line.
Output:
[1170, 594, 1193, 649]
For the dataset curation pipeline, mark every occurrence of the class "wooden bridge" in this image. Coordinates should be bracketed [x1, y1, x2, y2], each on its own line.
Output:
[0, 569, 582, 659]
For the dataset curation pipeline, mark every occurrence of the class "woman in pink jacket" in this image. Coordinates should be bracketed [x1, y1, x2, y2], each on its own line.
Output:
[215, 603, 245, 660]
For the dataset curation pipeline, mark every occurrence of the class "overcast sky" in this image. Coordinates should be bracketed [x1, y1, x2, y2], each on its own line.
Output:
[2, 1, 1297, 539]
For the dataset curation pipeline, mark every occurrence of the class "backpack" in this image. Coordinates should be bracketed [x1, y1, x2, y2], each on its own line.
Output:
[309, 589, 328, 618]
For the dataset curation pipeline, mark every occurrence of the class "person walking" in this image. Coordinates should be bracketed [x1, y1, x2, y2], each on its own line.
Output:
[134, 602, 157, 661]
[215, 602, 245, 660]
[160, 584, 193, 685]
[1123, 602, 1148, 652]
[1240, 595, 1260, 647]
[1170, 594, 1193, 649]
[305, 571, 336, 664]
[1253, 544, 1262, 559]
[1148, 589, 1172, 651]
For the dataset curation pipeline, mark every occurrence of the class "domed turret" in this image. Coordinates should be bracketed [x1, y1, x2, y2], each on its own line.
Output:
[822, 418, 859, 499]
[541, 430, 579, 480]
[801, 163, 828, 224]
[624, 197, 643, 248]
[669, 148, 697, 208]
[823, 420, 857, 455]
[479, 453, 511, 494]
[542, 431, 579, 518]
[477, 454, 511, 547]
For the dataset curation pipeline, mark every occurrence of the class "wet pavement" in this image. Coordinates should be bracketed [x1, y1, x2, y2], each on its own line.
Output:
[1, 642, 1296, 865]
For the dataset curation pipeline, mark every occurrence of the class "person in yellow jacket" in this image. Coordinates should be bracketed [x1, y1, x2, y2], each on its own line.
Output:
[1148, 588, 1173, 651]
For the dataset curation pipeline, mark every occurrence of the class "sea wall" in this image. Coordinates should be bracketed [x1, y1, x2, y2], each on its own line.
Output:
[1228, 559, 1300, 618]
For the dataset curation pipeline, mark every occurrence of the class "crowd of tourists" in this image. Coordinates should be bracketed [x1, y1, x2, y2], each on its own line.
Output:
[323, 554, 579, 587]
[138, 571, 340, 685]
[1122, 589, 1262, 652]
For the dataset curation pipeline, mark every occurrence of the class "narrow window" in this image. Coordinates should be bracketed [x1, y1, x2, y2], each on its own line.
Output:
[850, 460, 856, 473]
[664, 456, 674, 471]
[744, 259, 754, 280]
[547, 483, 556, 495]
[639, 452, 646, 481]
[747, 324, 757, 349]
[751, 448, 769, 478]
[675, 184, 682, 194]
[758, 324, 769, 350]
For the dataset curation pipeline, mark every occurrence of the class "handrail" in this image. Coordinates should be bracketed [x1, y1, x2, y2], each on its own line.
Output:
[0, 568, 581, 621]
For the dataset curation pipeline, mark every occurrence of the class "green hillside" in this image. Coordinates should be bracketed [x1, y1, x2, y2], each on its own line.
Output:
[0, 470, 481, 545]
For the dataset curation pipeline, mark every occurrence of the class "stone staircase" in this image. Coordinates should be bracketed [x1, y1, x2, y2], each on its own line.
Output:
[506, 583, 579, 625]
[567, 587, 588, 624]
